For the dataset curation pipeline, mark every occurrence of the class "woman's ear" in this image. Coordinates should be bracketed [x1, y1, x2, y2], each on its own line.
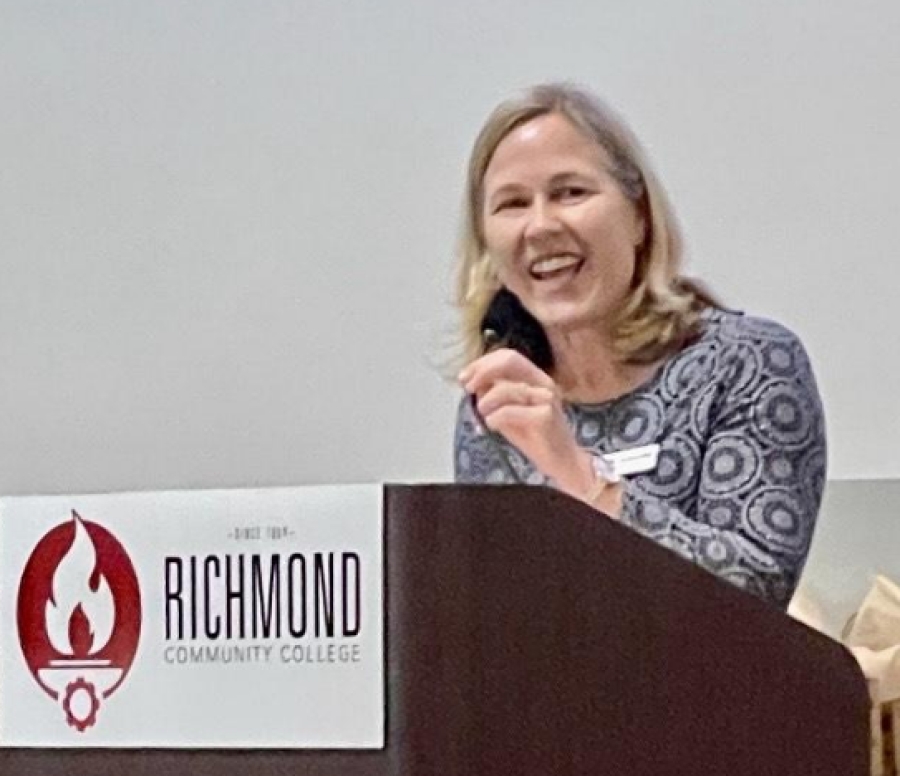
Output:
[484, 251, 504, 286]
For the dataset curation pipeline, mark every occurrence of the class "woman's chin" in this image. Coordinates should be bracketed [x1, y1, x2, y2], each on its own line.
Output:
[535, 305, 607, 336]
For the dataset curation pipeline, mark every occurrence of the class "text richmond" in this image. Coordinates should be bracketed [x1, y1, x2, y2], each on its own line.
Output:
[164, 552, 362, 641]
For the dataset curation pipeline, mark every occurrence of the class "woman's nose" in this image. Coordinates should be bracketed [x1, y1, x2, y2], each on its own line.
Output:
[524, 200, 562, 240]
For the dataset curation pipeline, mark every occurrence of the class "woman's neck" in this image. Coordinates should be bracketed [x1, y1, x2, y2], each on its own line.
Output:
[547, 326, 657, 404]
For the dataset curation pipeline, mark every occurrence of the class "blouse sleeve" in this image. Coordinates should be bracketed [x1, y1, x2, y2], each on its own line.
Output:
[454, 395, 537, 484]
[619, 326, 826, 609]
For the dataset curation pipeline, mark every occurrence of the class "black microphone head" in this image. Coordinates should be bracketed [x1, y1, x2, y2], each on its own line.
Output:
[479, 288, 554, 371]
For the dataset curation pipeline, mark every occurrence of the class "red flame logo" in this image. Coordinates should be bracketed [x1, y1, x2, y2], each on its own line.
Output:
[17, 510, 142, 727]
[42, 513, 117, 660]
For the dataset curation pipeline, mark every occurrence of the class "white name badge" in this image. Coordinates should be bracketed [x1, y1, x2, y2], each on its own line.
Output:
[604, 444, 660, 477]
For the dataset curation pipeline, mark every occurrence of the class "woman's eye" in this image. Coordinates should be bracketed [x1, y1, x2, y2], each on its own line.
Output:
[493, 198, 527, 213]
[557, 186, 588, 201]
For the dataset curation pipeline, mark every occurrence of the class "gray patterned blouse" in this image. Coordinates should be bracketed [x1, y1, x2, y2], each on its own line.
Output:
[453, 308, 826, 610]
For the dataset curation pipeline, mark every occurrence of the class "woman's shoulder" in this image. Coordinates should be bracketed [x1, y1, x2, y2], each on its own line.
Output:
[647, 307, 817, 404]
[684, 307, 819, 397]
[689, 307, 815, 375]
[699, 307, 808, 350]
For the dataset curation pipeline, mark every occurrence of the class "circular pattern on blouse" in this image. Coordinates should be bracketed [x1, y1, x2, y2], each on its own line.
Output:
[689, 382, 719, 438]
[639, 434, 701, 501]
[751, 379, 814, 449]
[761, 340, 798, 378]
[608, 395, 665, 448]
[763, 451, 797, 486]
[574, 415, 605, 446]
[722, 343, 764, 399]
[632, 499, 670, 532]
[699, 535, 736, 569]
[701, 434, 762, 496]
[661, 342, 716, 402]
[703, 498, 741, 529]
[799, 447, 827, 506]
[744, 487, 809, 553]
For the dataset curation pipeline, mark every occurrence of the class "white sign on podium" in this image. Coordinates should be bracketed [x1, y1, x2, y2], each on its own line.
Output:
[0, 485, 384, 749]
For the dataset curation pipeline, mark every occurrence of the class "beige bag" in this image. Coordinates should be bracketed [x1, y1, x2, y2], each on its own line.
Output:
[843, 575, 900, 705]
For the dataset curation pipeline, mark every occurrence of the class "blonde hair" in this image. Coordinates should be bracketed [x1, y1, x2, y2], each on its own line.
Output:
[455, 82, 719, 368]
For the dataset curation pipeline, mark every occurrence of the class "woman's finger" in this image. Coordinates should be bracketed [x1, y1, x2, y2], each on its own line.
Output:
[476, 381, 555, 417]
[480, 402, 556, 437]
[460, 348, 554, 394]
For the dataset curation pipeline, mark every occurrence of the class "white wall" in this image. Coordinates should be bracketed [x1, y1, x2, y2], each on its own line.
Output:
[798, 480, 900, 638]
[1, 0, 898, 495]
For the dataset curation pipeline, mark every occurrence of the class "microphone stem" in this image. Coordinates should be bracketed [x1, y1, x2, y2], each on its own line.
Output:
[469, 394, 522, 484]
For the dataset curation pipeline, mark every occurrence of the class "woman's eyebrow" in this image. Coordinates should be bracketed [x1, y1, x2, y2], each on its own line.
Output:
[484, 182, 527, 205]
[547, 170, 595, 185]
[484, 169, 602, 207]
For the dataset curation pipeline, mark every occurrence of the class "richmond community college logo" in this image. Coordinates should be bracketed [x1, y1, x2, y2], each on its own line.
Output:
[16, 511, 141, 732]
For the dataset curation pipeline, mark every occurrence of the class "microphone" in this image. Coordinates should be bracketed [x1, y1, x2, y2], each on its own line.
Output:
[469, 326, 522, 484]
[478, 288, 553, 370]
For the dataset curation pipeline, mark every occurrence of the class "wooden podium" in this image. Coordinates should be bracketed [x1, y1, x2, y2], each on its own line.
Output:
[1, 484, 869, 775]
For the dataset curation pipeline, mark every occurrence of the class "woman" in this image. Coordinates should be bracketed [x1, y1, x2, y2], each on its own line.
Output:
[453, 83, 825, 610]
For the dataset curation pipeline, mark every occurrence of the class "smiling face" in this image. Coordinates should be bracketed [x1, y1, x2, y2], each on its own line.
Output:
[481, 112, 645, 337]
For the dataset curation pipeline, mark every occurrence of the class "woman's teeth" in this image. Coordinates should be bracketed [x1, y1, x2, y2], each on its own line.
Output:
[529, 255, 582, 279]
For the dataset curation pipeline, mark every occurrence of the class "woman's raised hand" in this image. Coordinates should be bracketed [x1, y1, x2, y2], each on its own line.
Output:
[459, 348, 594, 497]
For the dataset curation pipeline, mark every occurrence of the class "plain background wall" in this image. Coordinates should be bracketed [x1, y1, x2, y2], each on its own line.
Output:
[1, 2, 898, 609]
[799, 480, 900, 638]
